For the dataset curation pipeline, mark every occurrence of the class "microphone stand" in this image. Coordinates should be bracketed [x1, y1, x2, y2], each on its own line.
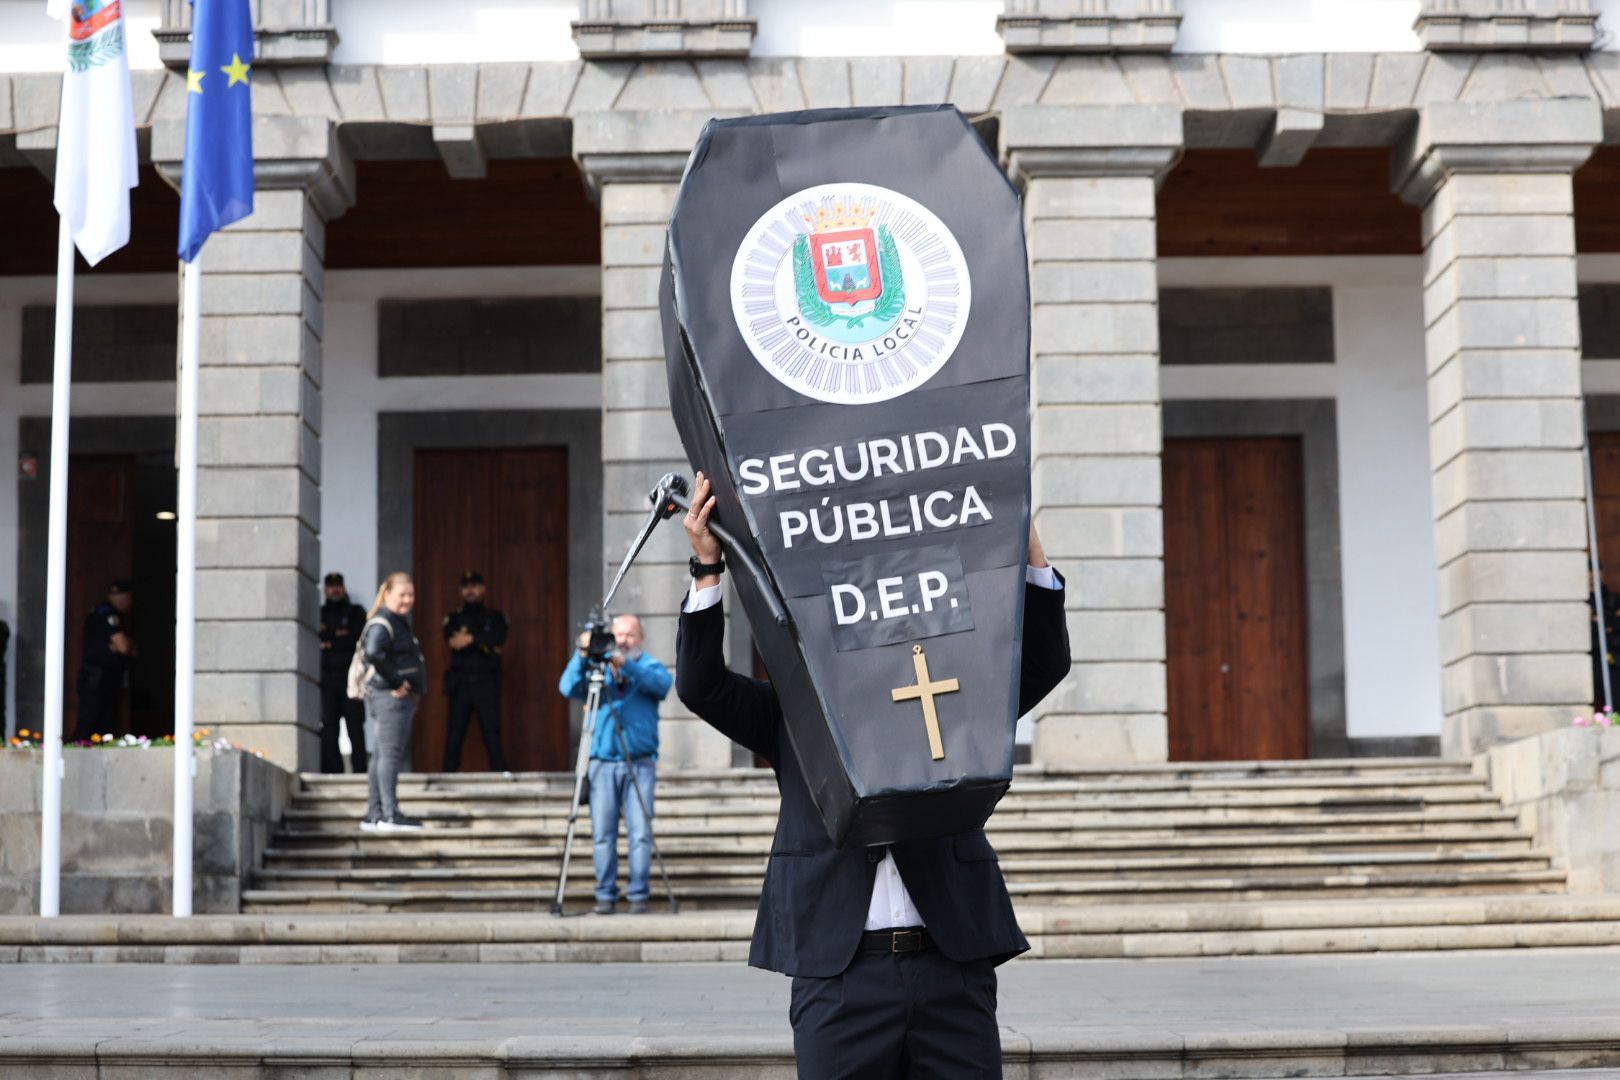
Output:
[551, 473, 784, 916]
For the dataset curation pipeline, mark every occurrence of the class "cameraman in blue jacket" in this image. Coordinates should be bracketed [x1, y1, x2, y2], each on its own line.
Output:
[558, 614, 672, 914]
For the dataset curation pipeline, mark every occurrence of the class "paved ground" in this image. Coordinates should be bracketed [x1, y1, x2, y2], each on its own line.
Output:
[1, 949, 1618, 1054]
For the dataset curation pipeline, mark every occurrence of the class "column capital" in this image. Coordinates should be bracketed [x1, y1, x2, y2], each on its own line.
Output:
[1393, 100, 1600, 207]
[152, 116, 356, 221]
[1000, 105, 1184, 187]
[572, 109, 742, 198]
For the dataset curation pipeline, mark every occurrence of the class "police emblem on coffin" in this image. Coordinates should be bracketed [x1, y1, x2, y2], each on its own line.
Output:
[665, 106, 1030, 850]
[730, 183, 972, 406]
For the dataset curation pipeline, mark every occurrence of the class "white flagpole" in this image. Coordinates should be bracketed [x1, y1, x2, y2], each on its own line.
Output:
[173, 254, 201, 918]
[39, 217, 76, 919]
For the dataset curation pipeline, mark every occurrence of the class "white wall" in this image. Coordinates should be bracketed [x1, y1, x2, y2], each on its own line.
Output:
[320, 267, 601, 601]
[0, 272, 176, 737]
[16, 0, 1620, 78]
[1332, 281, 1444, 740]
[331, 0, 580, 65]
[1160, 256, 1444, 740]
[1177, 0, 1422, 53]
[0, 265, 600, 736]
[751, 0, 1002, 56]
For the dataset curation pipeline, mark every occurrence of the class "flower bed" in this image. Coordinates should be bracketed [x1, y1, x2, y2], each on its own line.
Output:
[8, 727, 261, 756]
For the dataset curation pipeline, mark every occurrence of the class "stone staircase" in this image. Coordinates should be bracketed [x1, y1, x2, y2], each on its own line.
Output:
[244, 758, 1570, 917]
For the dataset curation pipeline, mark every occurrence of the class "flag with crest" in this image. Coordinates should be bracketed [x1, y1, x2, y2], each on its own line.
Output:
[47, 0, 139, 265]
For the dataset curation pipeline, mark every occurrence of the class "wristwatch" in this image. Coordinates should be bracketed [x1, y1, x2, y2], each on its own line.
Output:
[689, 555, 726, 579]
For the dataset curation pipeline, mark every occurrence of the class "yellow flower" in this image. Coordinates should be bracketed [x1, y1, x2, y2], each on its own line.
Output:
[17, 729, 28, 738]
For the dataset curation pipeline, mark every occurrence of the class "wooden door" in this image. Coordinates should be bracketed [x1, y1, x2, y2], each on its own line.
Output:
[64, 457, 134, 734]
[412, 447, 571, 772]
[1589, 432, 1620, 592]
[1163, 437, 1309, 761]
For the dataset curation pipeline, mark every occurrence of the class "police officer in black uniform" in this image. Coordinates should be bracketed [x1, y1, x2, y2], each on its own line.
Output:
[319, 572, 370, 773]
[0, 615, 11, 736]
[442, 570, 511, 773]
[71, 580, 135, 742]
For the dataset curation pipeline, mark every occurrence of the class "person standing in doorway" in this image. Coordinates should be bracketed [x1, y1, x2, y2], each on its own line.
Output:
[441, 570, 511, 773]
[558, 613, 671, 914]
[1591, 571, 1620, 711]
[361, 572, 426, 833]
[318, 572, 369, 774]
[0, 616, 10, 737]
[70, 580, 136, 742]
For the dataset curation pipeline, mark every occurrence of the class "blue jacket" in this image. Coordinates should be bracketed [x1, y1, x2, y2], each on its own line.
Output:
[558, 650, 671, 760]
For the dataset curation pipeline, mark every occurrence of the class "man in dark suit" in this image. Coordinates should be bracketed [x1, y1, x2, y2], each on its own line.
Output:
[676, 472, 1071, 1078]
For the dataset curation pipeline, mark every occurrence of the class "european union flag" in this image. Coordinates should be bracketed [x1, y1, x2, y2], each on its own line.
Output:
[177, 0, 253, 263]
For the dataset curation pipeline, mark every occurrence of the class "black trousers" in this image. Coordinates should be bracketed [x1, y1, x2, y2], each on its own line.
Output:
[443, 679, 508, 772]
[319, 678, 368, 774]
[790, 947, 1000, 1079]
[70, 668, 121, 742]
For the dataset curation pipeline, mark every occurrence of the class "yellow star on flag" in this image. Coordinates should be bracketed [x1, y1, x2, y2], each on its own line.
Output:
[221, 53, 251, 87]
[186, 68, 206, 94]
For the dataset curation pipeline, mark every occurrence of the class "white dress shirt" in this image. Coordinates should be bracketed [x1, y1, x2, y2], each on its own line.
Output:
[685, 563, 1062, 930]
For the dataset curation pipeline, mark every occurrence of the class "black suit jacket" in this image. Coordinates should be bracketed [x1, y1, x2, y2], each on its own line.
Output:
[676, 575, 1071, 978]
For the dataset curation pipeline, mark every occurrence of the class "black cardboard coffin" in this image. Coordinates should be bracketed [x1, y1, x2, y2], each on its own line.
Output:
[661, 105, 1032, 848]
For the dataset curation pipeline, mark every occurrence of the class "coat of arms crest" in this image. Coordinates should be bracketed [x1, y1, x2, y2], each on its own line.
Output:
[731, 183, 970, 406]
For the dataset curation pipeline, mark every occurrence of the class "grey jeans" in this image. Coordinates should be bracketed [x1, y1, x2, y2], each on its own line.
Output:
[365, 690, 417, 821]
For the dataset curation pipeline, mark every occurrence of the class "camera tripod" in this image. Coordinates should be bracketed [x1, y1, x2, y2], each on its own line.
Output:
[550, 472, 784, 917]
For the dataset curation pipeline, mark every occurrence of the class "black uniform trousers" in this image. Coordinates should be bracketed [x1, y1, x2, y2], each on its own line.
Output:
[790, 946, 1000, 1079]
[443, 678, 509, 772]
[319, 676, 368, 774]
[71, 667, 121, 742]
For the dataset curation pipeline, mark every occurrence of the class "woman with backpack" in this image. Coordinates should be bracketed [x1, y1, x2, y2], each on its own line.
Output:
[359, 571, 427, 832]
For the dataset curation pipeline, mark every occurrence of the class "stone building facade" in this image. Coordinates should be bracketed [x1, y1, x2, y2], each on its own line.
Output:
[3, 0, 1619, 774]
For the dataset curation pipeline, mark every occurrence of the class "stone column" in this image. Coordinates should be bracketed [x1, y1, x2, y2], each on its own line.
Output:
[1003, 105, 1182, 766]
[157, 120, 354, 771]
[1395, 101, 1601, 758]
[577, 111, 736, 769]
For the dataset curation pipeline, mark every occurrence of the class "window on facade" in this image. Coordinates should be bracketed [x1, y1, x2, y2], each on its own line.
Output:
[1158, 288, 1334, 366]
[378, 297, 602, 377]
[20, 305, 177, 383]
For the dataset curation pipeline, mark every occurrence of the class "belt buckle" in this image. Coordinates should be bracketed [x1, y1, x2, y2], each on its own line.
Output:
[890, 929, 921, 953]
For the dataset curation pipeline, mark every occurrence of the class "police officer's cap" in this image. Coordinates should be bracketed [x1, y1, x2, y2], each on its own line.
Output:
[460, 570, 485, 585]
[108, 579, 134, 595]
[323, 572, 345, 586]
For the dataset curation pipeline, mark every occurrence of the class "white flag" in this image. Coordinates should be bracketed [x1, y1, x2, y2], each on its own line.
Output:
[47, 0, 139, 266]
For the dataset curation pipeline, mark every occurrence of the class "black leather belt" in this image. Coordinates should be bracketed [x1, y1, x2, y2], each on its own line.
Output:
[859, 928, 934, 954]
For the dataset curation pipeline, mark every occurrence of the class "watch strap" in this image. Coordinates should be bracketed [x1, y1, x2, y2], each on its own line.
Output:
[689, 555, 726, 579]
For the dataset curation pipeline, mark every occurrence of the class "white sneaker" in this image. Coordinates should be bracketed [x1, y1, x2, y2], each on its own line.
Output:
[359, 819, 381, 833]
[376, 813, 425, 832]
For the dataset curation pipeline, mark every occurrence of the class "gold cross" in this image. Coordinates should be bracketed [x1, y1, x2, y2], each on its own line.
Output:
[890, 643, 960, 761]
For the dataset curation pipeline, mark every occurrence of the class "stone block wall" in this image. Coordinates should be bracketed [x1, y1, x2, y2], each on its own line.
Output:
[1483, 726, 1620, 893]
[0, 749, 294, 914]
[596, 176, 732, 768]
[193, 189, 328, 771]
[1398, 102, 1600, 758]
[1005, 105, 1181, 766]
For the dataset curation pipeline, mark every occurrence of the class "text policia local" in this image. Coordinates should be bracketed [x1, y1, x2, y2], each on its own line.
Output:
[737, 422, 1019, 550]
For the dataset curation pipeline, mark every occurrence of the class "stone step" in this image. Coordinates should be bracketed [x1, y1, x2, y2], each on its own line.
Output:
[5, 950, 1620, 1079]
[283, 787, 1499, 817]
[7, 895, 1618, 963]
[254, 850, 1555, 888]
[259, 828, 1537, 867]
[240, 868, 1566, 912]
[289, 774, 1492, 803]
[294, 758, 1471, 788]
[269, 807, 1523, 843]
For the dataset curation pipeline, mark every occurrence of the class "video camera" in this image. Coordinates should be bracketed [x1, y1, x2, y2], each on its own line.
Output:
[579, 606, 616, 665]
